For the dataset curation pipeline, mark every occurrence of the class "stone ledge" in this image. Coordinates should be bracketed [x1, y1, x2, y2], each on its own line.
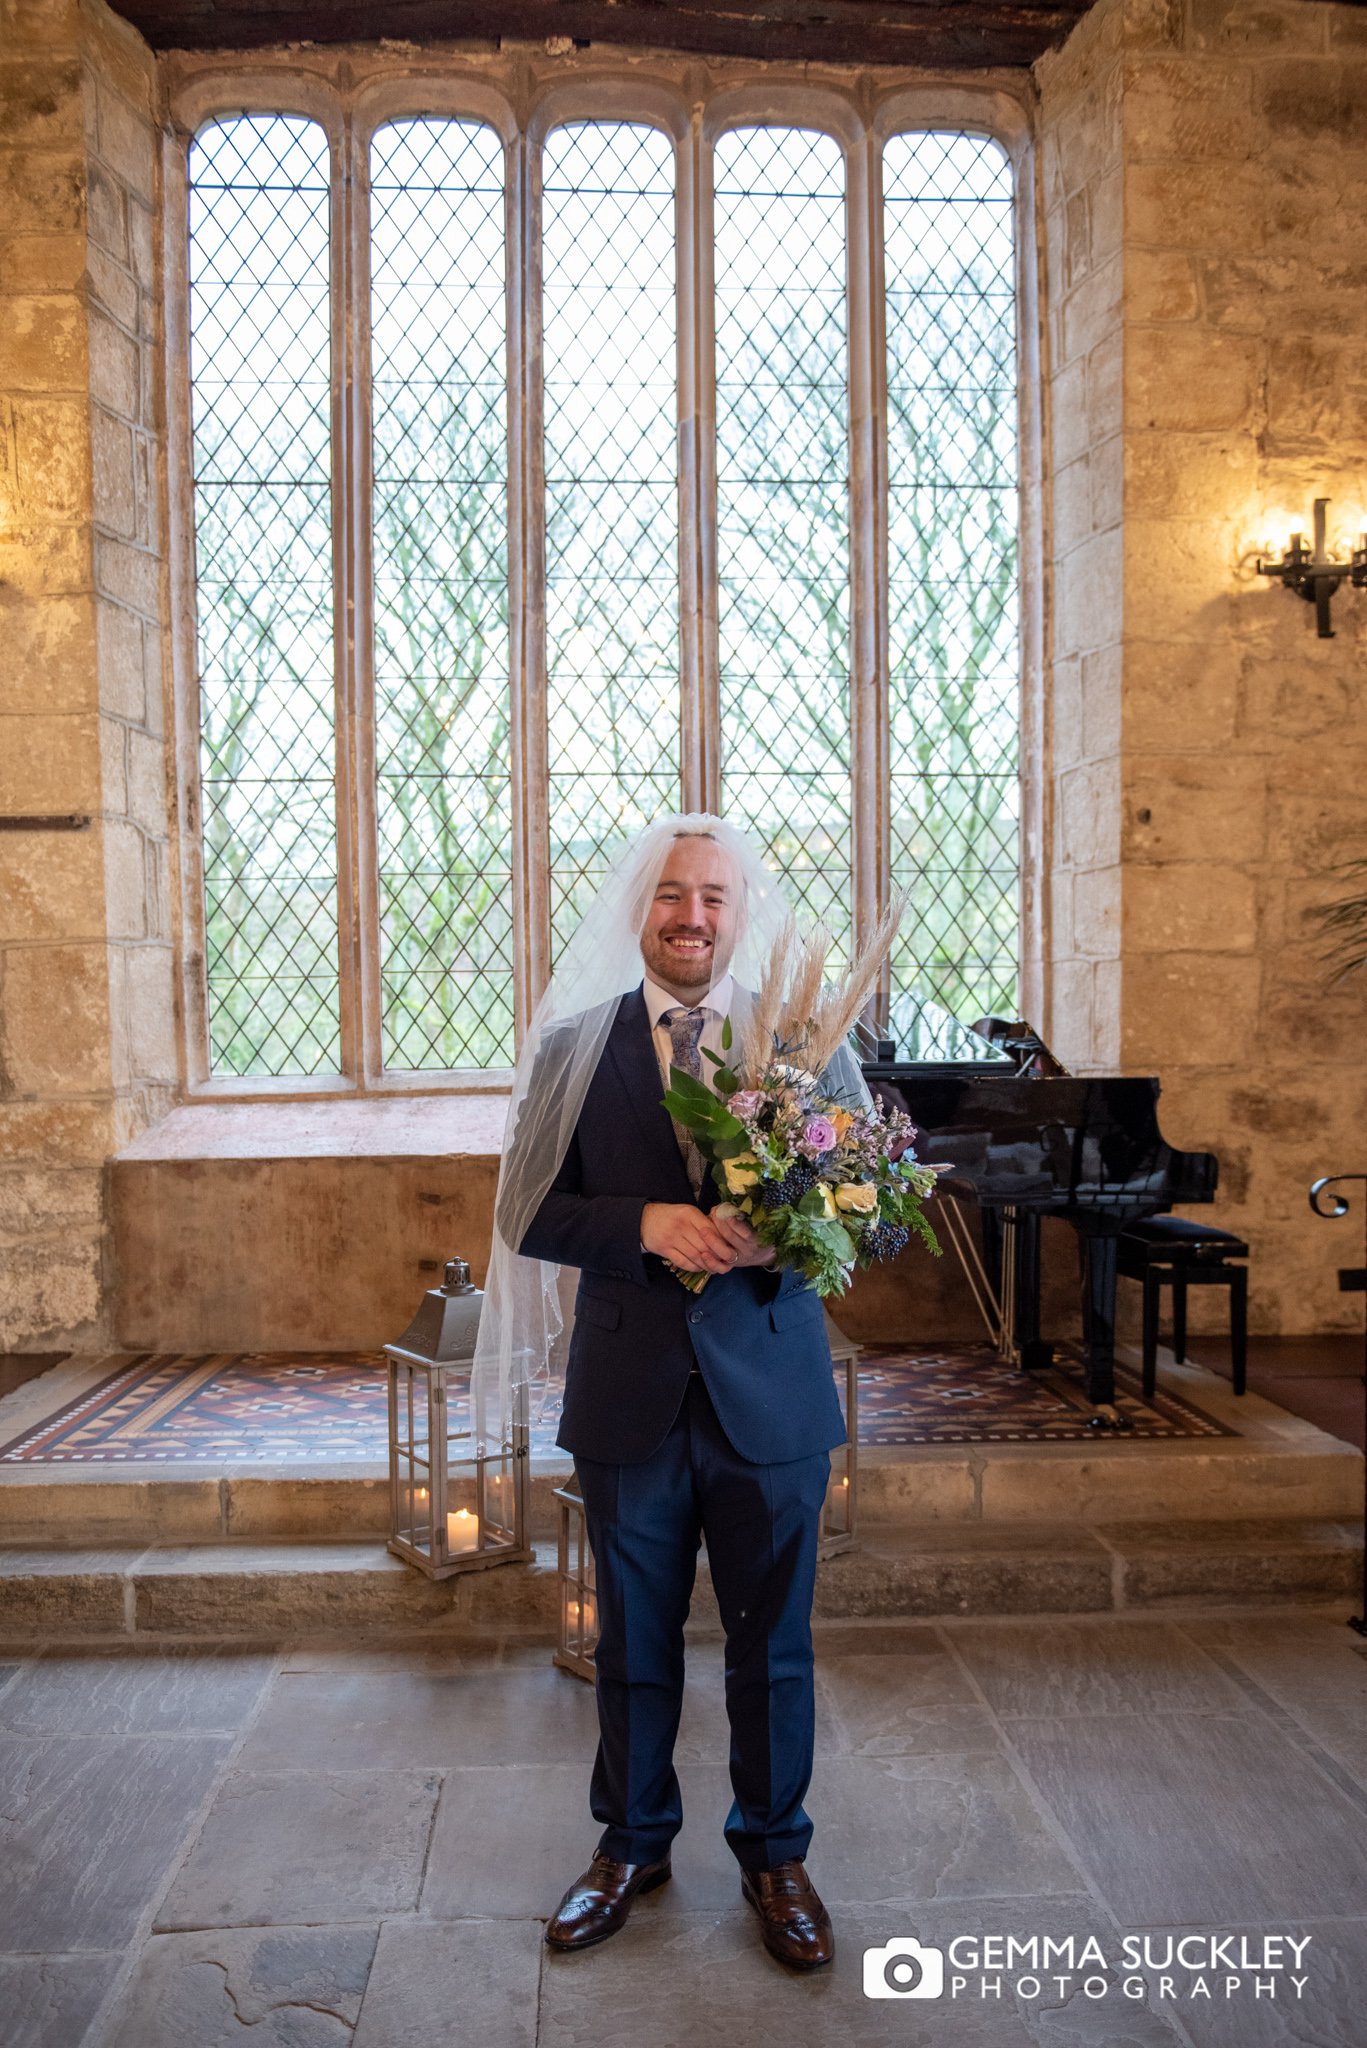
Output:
[112, 1094, 511, 1162]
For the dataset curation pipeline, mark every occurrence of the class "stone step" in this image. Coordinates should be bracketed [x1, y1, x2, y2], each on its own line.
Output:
[1, 1519, 1359, 1641]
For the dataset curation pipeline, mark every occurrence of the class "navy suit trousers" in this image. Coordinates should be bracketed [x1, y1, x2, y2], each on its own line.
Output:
[573, 1368, 830, 1874]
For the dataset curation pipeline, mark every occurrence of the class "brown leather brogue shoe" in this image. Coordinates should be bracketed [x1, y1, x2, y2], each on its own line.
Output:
[544, 1849, 672, 1952]
[740, 1858, 834, 1970]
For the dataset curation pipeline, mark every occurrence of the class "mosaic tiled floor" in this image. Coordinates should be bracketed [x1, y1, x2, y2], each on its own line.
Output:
[0, 1342, 1233, 1465]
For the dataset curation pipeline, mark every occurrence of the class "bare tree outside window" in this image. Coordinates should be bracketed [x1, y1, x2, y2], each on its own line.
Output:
[180, 87, 1023, 1088]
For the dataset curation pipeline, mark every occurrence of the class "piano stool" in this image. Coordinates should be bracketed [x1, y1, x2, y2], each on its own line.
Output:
[1116, 1216, 1249, 1401]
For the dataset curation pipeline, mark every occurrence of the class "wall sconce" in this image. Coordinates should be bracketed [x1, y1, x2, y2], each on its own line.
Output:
[1258, 497, 1367, 638]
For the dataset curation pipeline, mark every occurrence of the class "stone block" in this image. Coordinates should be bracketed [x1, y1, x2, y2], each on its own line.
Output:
[95, 596, 145, 718]
[352, 1923, 537, 2048]
[1046, 955, 1094, 1069]
[0, 227, 84, 290]
[88, 306, 139, 416]
[1051, 353, 1089, 466]
[160, 1768, 439, 1927]
[90, 405, 136, 537]
[1056, 528, 1123, 657]
[86, 154, 127, 259]
[1087, 326, 1123, 440]
[99, 705, 128, 810]
[1059, 756, 1123, 869]
[1087, 428, 1124, 533]
[95, 83, 157, 205]
[0, 823, 104, 941]
[0, 1729, 234, 1948]
[1125, 426, 1258, 519]
[0, 1547, 127, 1637]
[125, 943, 178, 1082]
[1051, 652, 1085, 766]
[85, 239, 137, 327]
[1072, 863, 1121, 957]
[106, 1927, 378, 2048]
[0, 1164, 101, 1236]
[1125, 513, 1241, 629]
[1, 940, 112, 1096]
[1061, 251, 1123, 364]
[125, 724, 167, 828]
[1185, 0, 1320, 51]
[94, 532, 158, 616]
[1126, 158, 1266, 251]
[1122, 951, 1261, 1065]
[0, 1955, 121, 2048]
[1062, 184, 1090, 289]
[1239, 649, 1354, 738]
[0, 591, 95, 714]
[1128, 245, 1201, 322]
[128, 194, 155, 291]
[0, 147, 83, 233]
[1127, 327, 1260, 433]
[1259, 57, 1367, 142]
[0, 0, 83, 43]
[0, 55, 83, 151]
[0, 709, 99, 810]
[1089, 162, 1123, 257]
[0, 292, 84, 394]
[1124, 752, 1267, 862]
[6, 396, 91, 523]
[1121, 635, 1239, 747]
[1080, 639, 1122, 756]
[1265, 332, 1362, 450]
[1124, 861, 1258, 952]
[102, 815, 147, 938]
[1053, 452, 1094, 559]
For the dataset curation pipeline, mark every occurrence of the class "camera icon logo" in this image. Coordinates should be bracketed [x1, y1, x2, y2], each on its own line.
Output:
[863, 1939, 946, 1999]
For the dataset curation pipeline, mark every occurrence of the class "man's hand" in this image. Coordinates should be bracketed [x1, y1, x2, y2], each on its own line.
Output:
[710, 1208, 777, 1269]
[641, 1203, 745, 1274]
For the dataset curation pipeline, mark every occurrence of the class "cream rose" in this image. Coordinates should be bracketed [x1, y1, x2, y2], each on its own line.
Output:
[723, 1159, 761, 1195]
[834, 1182, 877, 1214]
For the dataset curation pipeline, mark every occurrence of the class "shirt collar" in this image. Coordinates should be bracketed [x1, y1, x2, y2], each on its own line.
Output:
[642, 970, 734, 1031]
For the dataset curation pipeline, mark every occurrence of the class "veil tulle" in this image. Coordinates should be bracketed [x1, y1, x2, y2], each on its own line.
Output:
[471, 812, 802, 1451]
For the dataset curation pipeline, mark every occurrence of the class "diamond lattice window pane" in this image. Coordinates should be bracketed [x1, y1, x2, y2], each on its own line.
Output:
[542, 123, 681, 959]
[370, 120, 512, 1072]
[885, 133, 1021, 1025]
[714, 129, 852, 962]
[188, 115, 340, 1077]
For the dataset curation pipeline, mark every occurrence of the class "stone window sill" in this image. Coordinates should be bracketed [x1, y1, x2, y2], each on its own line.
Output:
[113, 1094, 512, 1162]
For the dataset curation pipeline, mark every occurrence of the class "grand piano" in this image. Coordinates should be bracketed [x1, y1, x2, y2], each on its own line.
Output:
[857, 995, 1218, 1424]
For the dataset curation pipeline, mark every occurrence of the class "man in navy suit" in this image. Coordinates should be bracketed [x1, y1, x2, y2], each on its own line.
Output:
[518, 828, 846, 1971]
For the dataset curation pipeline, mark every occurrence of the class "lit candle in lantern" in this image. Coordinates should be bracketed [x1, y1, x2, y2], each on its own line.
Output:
[446, 1508, 478, 1551]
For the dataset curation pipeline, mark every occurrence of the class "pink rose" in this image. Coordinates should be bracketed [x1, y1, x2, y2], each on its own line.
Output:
[802, 1114, 837, 1154]
[728, 1090, 764, 1121]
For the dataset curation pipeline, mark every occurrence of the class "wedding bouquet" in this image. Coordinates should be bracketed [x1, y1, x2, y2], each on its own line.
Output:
[661, 910, 944, 1297]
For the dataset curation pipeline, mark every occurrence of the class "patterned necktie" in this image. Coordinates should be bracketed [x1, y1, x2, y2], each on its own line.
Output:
[664, 1006, 707, 1195]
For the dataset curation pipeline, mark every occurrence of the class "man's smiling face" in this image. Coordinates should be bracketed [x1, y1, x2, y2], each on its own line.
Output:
[639, 833, 738, 1002]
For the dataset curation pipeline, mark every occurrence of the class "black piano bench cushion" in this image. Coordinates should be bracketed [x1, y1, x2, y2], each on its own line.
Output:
[1123, 1217, 1249, 1257]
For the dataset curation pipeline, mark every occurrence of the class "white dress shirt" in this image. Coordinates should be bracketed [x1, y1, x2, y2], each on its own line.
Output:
[641, 970, 736, 1090]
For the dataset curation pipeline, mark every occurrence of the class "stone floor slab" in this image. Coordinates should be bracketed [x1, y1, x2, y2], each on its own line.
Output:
[352, 1918, 541, 2048]
[104, 1924, 379, 2048]
[0, 1952, 124, 2048]
[1007, 1708, 1367, 1925]
[947, 1620, 1247, 1719]
[1147, 1918, 1367, 2048]
[802, 1753, 1085, 1905]
[0, 1645, 277, 1735]
[234, 1664, 600, 1772]
[0, 1732, 233, 1950]
[159, 1770, 440, 1929]
[817, 1627, 1002, 1756]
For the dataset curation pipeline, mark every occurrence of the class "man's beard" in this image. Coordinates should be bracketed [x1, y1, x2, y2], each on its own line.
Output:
[643, 930, 716, 990]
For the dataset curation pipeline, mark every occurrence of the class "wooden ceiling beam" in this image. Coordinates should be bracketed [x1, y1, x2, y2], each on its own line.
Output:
[101, 0, 1093, 68]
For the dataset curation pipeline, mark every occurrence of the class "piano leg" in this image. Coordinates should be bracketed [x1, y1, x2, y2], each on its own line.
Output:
[1080, 1230, 1128, 1419]
[1012, 1209, 1054, 1372]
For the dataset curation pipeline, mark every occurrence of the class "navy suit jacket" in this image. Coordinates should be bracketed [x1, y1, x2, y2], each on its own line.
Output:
[516, 986, 848, 1466]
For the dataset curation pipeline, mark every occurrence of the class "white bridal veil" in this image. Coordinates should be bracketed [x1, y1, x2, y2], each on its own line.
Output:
[471, 812, 803, 1449]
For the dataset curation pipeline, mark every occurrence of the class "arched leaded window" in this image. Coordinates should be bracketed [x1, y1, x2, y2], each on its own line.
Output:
[178, 77, 1023, 1091]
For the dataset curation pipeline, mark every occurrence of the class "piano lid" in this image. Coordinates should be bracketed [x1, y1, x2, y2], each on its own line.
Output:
[852, 992, 1016, 1073]
[853, 994, 1072, 1078]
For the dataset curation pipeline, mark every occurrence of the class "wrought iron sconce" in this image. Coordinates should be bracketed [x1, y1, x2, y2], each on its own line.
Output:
[1257, 497, 1367, 638]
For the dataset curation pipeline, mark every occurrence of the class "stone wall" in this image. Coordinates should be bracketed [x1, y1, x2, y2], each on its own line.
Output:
[1038, 0, 1367, 1331]
[0, 0, 172, 1348]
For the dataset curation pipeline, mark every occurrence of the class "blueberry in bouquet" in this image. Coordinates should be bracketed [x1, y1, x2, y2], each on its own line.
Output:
[661, 910, 945, 1296]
